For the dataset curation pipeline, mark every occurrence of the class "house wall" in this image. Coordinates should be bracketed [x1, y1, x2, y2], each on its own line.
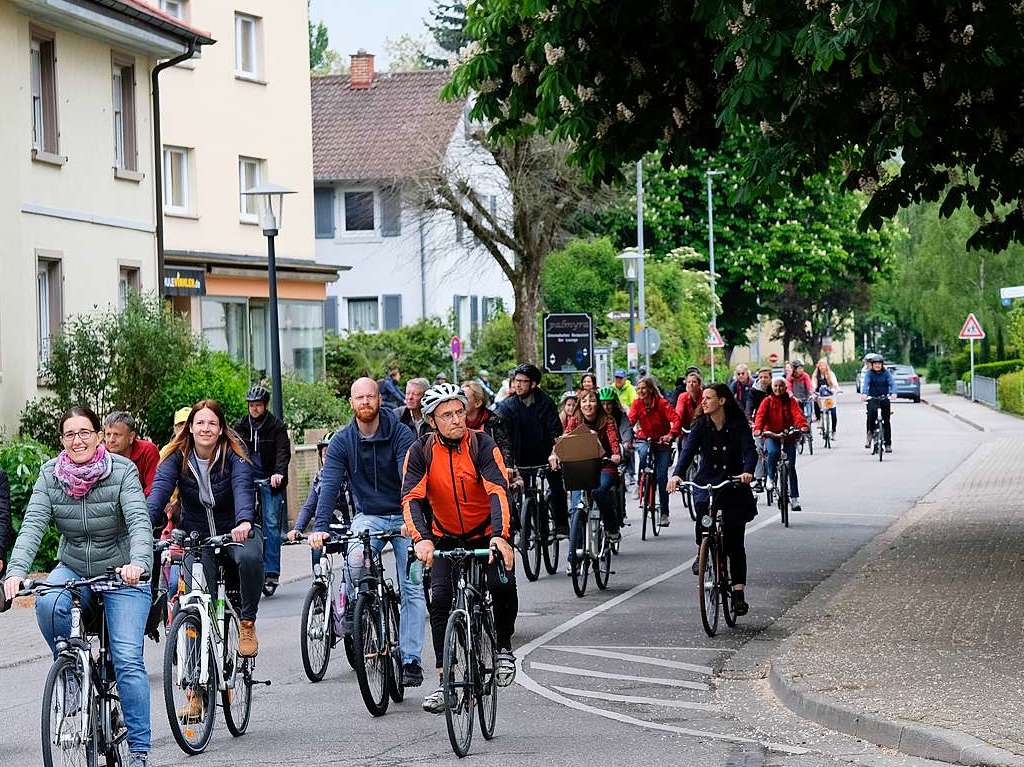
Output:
[728, 318, 858, 366]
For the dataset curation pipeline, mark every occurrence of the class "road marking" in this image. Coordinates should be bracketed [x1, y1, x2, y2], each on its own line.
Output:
[555, 644, 735, 654]
[515, 513, 809, 755]
[529, 661, 711, 691]
[553, 685, 722, 712]
[793, 511, 896, 519]
[544, 646, 713, 675]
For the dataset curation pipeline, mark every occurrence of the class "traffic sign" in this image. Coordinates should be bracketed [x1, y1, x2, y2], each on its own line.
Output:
[450, 335, 462, 360]
[543, 313, 594, 373]
[626, 342, 638, 369]
[958, 313, 985, 340]
[638, 327, 661, 356]
[768, 352, 779, 364]
[706, 323, 725, 348]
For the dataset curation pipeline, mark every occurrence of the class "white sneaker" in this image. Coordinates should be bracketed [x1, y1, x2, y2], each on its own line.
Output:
[791, 497, 802, 511]
[422, 685, 445, 714]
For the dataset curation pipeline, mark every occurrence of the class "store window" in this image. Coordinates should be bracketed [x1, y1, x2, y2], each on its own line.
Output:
[201, 298, 247, 363]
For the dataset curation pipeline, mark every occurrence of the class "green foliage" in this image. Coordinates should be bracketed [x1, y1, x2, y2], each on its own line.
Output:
[0, 437, 57, 571]
[1007, 306, 1024, 355]
[541, 238, 621, 314]
[325, 320, 452, 396]
[146, 352, 248, 446]
[18, 396, 64, 451]
[998, 370, 1024, 416]
[829, 361, 863, 384]
[423, 1, 467, 68]
[308, 1, 330, 70]
[282, 376, 351, 441]
[961, 359, 1024, 384]
[464, 311, 516, 380]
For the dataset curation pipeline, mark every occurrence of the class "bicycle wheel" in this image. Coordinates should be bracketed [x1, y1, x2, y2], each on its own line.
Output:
[650, 492, 662, 538]
[386, 596, 405, 703]
[520, 495, 541, 582]
[42, 654, 97, 767]
[300, 582, 332, 682]
[778, 470, 790, 528]
[593, 523, 611, 591]
[353, 592, 389, 716]
[541, 500, 560, 575]
[343, 634, 357, 669]
[476, 609, 498, 740]
[570, 531, 590, 598]
[442, 610, 474, 757]
[877, 428, 884, 462]
[222, 612, 252, 736]
[102, 690, 130, 767]
[163, 608, 217, 755]
[697, 538, 720, 637]
[639, 473, 649, 541]
[721, 548, 738, 628]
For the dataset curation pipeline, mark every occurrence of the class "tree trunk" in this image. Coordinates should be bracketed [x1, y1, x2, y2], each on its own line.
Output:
[900, 336, 913, 365]
[512, 267, 541, 363]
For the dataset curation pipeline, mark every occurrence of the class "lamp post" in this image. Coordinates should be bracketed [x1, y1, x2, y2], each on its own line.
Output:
[617, 248, 639, 344]
[241, 183, 295, 421]
[636, 160, 650, 371]
[706, 169, 724, 382]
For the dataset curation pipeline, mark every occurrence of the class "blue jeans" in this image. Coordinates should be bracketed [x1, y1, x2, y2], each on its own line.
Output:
[636, 441, 672, 515]
[569, 472, 619, 564]
[35, 564, 152, 754]
[259, 482, 284, 576]
[765, 439, 799, 497]
[346, 514, 425, 665]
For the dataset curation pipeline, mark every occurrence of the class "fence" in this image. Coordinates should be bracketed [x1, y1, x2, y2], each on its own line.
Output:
[973, 375, 999, 408]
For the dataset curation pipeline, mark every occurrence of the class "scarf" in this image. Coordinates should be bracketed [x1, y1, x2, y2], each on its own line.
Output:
[466, 408, 490, 430]
[54, 443, 113, 499]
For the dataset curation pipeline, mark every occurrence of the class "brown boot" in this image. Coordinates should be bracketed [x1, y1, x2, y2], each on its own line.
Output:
[178, 689, 204, 722]
[239, 620, 259, 657]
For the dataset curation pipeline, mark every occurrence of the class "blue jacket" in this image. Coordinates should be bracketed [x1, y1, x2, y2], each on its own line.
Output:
[148, 448, 255, 536]
[296, 470, 350, 532]
[863, 368, 896, 398]
[314, 407, 415, 531]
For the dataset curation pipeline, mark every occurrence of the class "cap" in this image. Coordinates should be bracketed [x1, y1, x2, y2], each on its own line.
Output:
[614, 369, 627, 378]
[173, 406, 191, 426]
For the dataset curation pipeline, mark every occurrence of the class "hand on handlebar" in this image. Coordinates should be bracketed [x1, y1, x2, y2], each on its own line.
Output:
[230, 521, 252, 544]
[489, 537, 515, 570]
[414, 539, 435, 567]
[737, 472, 754, 485]
[548, 454, 560, 471]
[666, 475, 681, 493]
[117, 563, 145, 586]
[307, 531, 329, 550]
[4, 576, 23, 602]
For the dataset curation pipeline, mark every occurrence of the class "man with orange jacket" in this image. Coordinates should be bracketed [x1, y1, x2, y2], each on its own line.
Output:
[403, 383, 518, 714]
[753, 378, 809, 511]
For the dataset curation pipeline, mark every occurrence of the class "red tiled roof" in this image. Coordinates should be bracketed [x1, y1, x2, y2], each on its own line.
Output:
[311, 69, 465, 182]
[103, 0, 215, 44]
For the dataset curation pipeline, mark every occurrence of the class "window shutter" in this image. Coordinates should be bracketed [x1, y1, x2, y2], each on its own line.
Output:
[381, 188, 401, 237]
[383, 294, 402, 330]
[40, 40, 58, 153]
[314, 187, 335, 238]
[471, 295, 479, 333]
[324, 296, 338, 332]
[481, 297, 491, 325]
[122, 67, 136, 170]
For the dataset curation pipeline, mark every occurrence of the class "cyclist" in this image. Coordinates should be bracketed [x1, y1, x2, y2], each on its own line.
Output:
[579, 372, 598, 391]
[5, 406, 152, 767]
[497, 363, 569, 538]
[667, 384, 757, 614]
[553, 388, 622, 572]
[787, 359, 815, 424]
[396, 377, 432, 438]
[288, 435, 351, 570]
[402, 383, 518, 713]
[234, 384, 291, 597]
[861, 353, 895, 451]
[753, 379, 809, 511]
[103, 411, 160, 496]
[379, 365, 406, 411]
[675, 369, 704, 432]
[612, 369, 637, 409]
[812, 358, 841, 437]
[463, 380, 513, 467]
[600, 386, 634, 487]
[308, 377, 425, 688]
[629, 375, 681, 527]
[728, 364, 755, 414]
[559, 390, 580, 429]
[747, 368, 773, 492]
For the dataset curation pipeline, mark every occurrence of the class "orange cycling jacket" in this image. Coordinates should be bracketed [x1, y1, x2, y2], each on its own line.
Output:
[402, 430, 512, 543]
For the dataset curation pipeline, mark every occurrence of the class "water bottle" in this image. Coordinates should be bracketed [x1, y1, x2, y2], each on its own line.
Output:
[408, 558, 423, 586]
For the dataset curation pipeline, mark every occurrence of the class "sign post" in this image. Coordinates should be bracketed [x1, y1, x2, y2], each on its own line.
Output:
[706, 322, 725, 381]
[958, 313, 986, 401]
[450, 335, 462, 385]
[544, 313, 594, 392]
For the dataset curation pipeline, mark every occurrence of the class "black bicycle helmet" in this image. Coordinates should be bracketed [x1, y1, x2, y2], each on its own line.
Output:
[513, 363, 542, 383]
[246, 383, 270, 402]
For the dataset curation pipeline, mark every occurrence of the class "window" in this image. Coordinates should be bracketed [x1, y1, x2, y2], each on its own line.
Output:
[118, 266, 140, 310]
[238, 156, 262, 221]
[343, 191, 375, 232]
[247, 300, 325, 381]
[112, 61, 137, 171]
[314, 187, 335, 238]
[159, 0, 186, 19]
[453, 295, 470, 344]
[36, 256, 62, 366]
[162, 147, 190, 213]
[234, 13, 260, 78]
[201, 298, 248, 363]
[382, 295, 402, 330]
[482, 296, 502, 324]
[347, 298, 379, 332]
[30, 31, 58, 155]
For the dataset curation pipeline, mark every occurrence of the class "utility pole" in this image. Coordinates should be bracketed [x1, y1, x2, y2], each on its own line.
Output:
[706, 169, 724, 381]
[637, 160, 649, 372]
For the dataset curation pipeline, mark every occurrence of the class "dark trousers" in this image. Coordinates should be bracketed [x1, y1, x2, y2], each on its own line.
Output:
[694, 504, 748, 585]
[185, 532, 264, 621]
[546, 469, 568, 529]
[866, 398, 892, 445]
[428, 538, 518, 669]
[814, 402, 838, 431]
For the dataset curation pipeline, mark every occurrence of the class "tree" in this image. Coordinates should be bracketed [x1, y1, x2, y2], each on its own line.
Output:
[308, 3, 345, 75]
[383, 34, 434, 72]
[445, 2, 1024, 252]
[423, 1, 468, 68]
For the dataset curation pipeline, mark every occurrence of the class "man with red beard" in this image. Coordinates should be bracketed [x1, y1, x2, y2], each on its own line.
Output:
[308, 377, 426, 687]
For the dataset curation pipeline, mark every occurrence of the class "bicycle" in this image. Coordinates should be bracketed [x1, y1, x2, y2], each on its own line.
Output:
[761, 427, 803, 528]
[516, 465, 560, 580]
[636, 440, 664, 540]
[819, 392, 836, 449]
[611, 463, 628, 556]
[569, 492, 613, 597]
[866, 395, 889, 462]
[2, 569, 151, 767]
[680, 479, 743, 637]
[433, 547, 504, 758]
[348, 529, 406, 717]
[162, 529, 269, 755]
[797, 399, 815, 455]
[677, 429, 701, 522]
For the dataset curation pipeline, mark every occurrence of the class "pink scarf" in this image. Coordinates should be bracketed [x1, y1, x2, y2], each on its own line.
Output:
[54, 443, 113, 499]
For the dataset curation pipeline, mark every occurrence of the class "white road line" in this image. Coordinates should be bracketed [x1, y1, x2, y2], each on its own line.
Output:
[529, 661, 711, 691]
[554, 644, 735, 654]
[544, 646, 713, 675]
[515, 513, 810, 755]
[553, 685, 723, 712]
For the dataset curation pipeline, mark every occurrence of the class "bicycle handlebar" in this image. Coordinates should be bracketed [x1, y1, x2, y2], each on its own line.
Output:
[1, 570, 148, 614]
[677, 479, 741, 492]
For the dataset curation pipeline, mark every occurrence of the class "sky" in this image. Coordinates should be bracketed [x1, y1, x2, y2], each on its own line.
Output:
[309, 0, 437, 69]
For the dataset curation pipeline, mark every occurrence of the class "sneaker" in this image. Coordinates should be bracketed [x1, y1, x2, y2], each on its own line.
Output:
[766, 478, 775, 492]
[565, 564, 573, 576]
[239, 620, 259, 657]
[495, 648, 517, 687]
[128, 754, 148, 767]
[791, 498, 802, 511]
[733, 591, 749, 616]
[403, 661, 424, 688]
[659, 513, 670, 527]
[691, 559, 700, 576]
[885, 445, 893, 453]
[865, 435, 872, 449]
[422, 685, 445, 714]
[178, 690, 204, 722]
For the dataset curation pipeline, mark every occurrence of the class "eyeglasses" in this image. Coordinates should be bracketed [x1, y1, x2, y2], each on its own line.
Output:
[61, 429, 97, 443]
[435, 408, 467, 424]
[513, 377, 532, 385]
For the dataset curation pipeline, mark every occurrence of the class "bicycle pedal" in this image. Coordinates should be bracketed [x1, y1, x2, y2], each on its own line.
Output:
[252, 679, 272, 686]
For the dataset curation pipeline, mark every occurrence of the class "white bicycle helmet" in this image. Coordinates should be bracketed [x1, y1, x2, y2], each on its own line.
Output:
[421, 383, 468, 416]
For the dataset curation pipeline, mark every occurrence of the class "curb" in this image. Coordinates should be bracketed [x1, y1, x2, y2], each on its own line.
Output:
[769, 663, 1024, 767]
[921, 397, 986, 432]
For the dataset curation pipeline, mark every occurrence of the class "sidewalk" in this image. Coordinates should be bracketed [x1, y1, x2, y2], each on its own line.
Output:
[921, 382, 1023, 434]
[770, 432, 1024, 766]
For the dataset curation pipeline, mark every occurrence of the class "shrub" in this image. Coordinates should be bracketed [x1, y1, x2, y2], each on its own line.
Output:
[464, 312, 516, 381]
[0, 437, 57, 572]
[830, 361, 862, 383]
[282, 376, 351, 440]
[998, 370, 1024, 415]
[326, 319, 451, 396]
[974, 359, 1024, 379]
[18, 395, 64, 451]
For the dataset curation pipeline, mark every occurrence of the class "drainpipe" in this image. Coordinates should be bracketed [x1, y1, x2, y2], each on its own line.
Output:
[419, 212, 427, 319]
[151, 39, 198, 296]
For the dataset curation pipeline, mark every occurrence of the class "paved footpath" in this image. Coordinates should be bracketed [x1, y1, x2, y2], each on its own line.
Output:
[769, 390, 1024, 766]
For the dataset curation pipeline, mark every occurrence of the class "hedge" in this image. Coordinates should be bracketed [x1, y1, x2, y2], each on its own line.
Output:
[0, 437, 57, 571]
[998, 371, 1024, 415]
[960, 359, 1024, 384]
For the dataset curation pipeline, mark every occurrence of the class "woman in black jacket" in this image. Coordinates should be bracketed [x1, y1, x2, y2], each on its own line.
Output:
[669, 383, 757, 616]
[148, 400, 263, 662]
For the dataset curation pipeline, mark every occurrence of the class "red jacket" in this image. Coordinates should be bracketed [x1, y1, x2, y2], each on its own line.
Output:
[628, 396, 681, 442]
[754, 395, 808, 437]
[128, 439, 160, 496]
[675, 392, 701, 431]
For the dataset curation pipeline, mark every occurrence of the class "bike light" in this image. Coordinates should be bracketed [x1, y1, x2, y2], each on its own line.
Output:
[701, 515, 713, 528]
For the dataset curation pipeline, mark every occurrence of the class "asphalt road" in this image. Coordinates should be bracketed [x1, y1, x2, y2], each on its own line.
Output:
[0, 398, 983, 767]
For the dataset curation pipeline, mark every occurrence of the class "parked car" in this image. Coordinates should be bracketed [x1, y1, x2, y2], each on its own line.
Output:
[856, 364, 921, 402]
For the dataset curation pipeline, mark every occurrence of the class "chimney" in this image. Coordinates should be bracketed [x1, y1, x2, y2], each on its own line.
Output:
[350, 49, 375, 89]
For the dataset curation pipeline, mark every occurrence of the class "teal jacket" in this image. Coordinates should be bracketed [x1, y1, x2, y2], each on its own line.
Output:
[6, 454, 152, 580]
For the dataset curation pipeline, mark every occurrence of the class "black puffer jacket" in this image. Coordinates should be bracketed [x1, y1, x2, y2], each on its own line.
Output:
[234, 412, 291, 488]
[148, 449, 256, 536]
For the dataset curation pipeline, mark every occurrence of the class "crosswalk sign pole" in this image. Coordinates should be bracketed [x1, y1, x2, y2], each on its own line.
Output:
[970, 338, 975, 402]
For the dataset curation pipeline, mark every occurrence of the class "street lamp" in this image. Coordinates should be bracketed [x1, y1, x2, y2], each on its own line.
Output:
[617, 248, 641, 344]
[241, 183, 296, 421]
[706, 169, 725, 381]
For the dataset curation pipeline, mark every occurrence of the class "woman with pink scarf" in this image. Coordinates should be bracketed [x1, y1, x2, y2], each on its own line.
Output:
[4, 406, 153, 767]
